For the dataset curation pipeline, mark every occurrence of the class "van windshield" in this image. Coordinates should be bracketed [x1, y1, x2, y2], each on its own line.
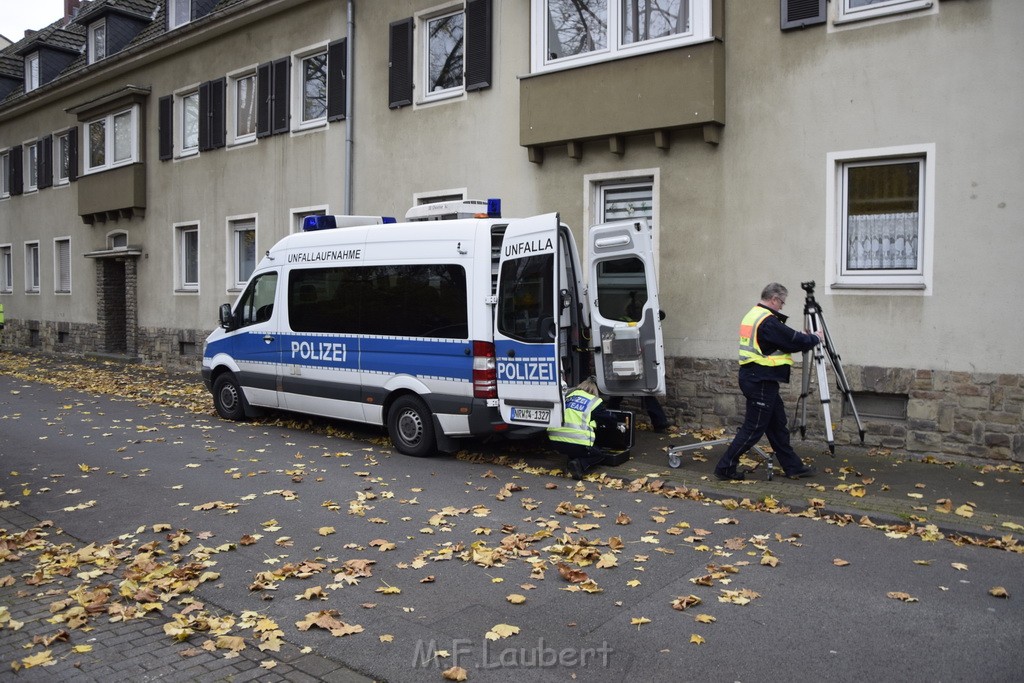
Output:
[236, 272, 278, 327]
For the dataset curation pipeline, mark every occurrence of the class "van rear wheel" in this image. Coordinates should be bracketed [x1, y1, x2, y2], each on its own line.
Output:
[388, 395, 436, 457]
[213, 373, 247, 421]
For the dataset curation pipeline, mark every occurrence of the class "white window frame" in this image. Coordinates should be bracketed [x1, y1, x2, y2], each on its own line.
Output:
[25, 142, 38, 193]
[55, 131, 71, 185]
[290, 205, 329, 234]
[531, 0, 712, 74]
[417, 4, 466, 104]
[54, 237, 72, 294]
[1, 150, 9, 199]
[88, 20, 107, 64]
[84, 105, 139, 174]
[168, 0, 192, 30]
[1, 244, 13, 293]
[412, 187, 467, 206]
[25, 241, 40, 294]
[25, 52, 40, 92]
[107, 230, 129, 251]
[825, 143, 935, 295]
[584, 169, 661, 280]
[291, 44, 330, 131]
[835, 0, 935, 25]
[177, 87, 200, 157]
[227, 67, 258, 145]
[174, 222, 200, 293]
[227, 214, 258, 291]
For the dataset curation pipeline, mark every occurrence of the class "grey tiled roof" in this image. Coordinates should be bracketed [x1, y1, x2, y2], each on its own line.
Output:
[0, 0, 250, 110]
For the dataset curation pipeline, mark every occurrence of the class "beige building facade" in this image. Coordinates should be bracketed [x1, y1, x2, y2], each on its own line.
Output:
[1, 0, 1021, 461]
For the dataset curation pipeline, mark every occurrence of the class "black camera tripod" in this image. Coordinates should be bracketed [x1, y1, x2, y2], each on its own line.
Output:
[793, 281, 865, 454]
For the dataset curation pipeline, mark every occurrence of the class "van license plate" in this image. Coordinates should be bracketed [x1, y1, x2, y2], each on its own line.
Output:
[511, 408, 551, 423]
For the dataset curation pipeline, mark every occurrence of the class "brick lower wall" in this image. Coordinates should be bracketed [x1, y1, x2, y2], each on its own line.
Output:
[660, 357, 1023, 463]
[2, 320, 1021, 462]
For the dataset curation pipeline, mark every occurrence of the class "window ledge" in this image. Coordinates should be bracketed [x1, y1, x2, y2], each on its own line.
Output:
[830, 282, 926, 290]
[833, 1, 933, 26]
[175, 288, 200, 294]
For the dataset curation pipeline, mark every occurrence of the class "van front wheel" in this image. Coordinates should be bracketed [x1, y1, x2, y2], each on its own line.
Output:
[213, 373, 247, 421]
[388, 395, 436, 457]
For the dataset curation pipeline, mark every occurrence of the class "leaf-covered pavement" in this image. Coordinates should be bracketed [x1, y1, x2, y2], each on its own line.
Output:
[1, 351, 1022, 681]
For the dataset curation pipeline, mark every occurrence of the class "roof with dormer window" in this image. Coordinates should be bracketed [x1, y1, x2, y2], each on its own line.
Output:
[74, 0, 160, 28]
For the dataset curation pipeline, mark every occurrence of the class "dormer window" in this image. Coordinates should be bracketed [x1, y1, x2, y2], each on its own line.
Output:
[25, 53, 40, 92]
[89, 21, 107, 64]
[169, 0, 192, 29]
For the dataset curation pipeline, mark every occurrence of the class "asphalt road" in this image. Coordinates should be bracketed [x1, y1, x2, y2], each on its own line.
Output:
[1, 372, 1022, 682]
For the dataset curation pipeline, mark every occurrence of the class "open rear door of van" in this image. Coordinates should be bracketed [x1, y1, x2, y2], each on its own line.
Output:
[494, 213, 565, 428]
[588, 218, 666, 397]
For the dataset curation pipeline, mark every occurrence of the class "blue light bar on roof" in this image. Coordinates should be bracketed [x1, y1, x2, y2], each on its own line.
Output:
[302, 215, 337, 231]
[487, 198, 501, 218]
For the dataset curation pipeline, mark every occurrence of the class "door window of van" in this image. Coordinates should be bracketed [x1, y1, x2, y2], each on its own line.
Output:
[595, 256, 648, 322]
[497, 253, 556, 343]
[237, 272, 278, 327]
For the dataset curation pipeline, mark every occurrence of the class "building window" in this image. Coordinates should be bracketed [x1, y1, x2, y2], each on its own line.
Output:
[180, 90, 200, 155]
[1, 245, 12, 293]
[25, 52, 40, 92]
[55, 132, 70, 184]
[54, 238, 71, 294]
[230, 71, 258, 143]
[230, 217, 256, 288]
[422, 7, 465, 101]
[25, 143, 38, 192]
[1, 151, 9, 198]
[176, 224, 200, 291]
[89, 21, 107, 63]
[108, 231, 129, 250]
[291, 206, 328, 234]
[837, 0, 934, 23]
[293, 47, 328, 128]
[826, 144, 934, 293]
[25, 242, 40, 293]
[85, 106, 138, 174]
[169, 0, 191, 29]
[533, 0, 711, 72]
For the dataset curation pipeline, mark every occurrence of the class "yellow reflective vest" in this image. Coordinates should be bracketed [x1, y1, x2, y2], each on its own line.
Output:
[548, 389, 601, 447]
[738, 305, 793, 367]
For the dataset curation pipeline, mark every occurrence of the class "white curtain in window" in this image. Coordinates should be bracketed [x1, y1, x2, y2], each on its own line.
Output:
[846, 212, 918, 270]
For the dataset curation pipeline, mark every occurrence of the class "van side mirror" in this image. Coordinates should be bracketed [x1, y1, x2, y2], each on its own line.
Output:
[219, 303, 235, 330]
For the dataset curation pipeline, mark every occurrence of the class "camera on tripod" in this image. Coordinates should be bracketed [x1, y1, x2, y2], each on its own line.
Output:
[800, 281, 816, 294]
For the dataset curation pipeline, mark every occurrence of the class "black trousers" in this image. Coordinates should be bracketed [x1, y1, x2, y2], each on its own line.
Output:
[550, 440, 606, 473]
[715, 377, 805, 475]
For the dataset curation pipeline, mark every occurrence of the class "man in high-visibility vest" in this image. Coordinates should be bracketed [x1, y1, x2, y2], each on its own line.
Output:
[548, 377, 615, 480]
[714, 283, 824, 481]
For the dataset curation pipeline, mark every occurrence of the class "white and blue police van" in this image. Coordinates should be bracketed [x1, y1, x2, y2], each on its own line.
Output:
[202, 199, 665, 456]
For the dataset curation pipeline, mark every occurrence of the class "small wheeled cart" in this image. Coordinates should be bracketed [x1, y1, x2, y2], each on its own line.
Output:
[667, 438, 775, 480]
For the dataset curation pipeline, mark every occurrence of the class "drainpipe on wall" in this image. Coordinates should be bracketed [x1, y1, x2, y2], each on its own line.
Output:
[344, 0, 354, 214]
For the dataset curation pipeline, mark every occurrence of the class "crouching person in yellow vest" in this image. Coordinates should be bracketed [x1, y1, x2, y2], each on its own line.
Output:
[548, 377, 617, 480]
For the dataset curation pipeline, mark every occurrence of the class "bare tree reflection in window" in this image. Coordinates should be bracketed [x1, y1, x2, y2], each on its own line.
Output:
[303, 53, 327, 121]
[428, 12, 464, 92]
[622, 0, 689, 45]
[547, 0, 608, 60]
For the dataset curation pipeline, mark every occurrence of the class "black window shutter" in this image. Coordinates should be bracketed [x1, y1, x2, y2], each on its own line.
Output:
[327, 38, 347, 122]
[465, 0, 492, 92]
[388, 18, 414, 109]
[257, 61, 272, 138]
[38, 137, 53, 190]
[67, 126, 78, 182]
[209, 77, 226, 149]
[781, 0, 826, 30]
[9, 145, 23, 196]
[271, 57, 290, 135]
[198, 80, 212, 151]
[159, 95, 174, 160]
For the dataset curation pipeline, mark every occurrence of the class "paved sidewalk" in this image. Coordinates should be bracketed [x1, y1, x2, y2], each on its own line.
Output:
[617, 426, 1024, 540]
